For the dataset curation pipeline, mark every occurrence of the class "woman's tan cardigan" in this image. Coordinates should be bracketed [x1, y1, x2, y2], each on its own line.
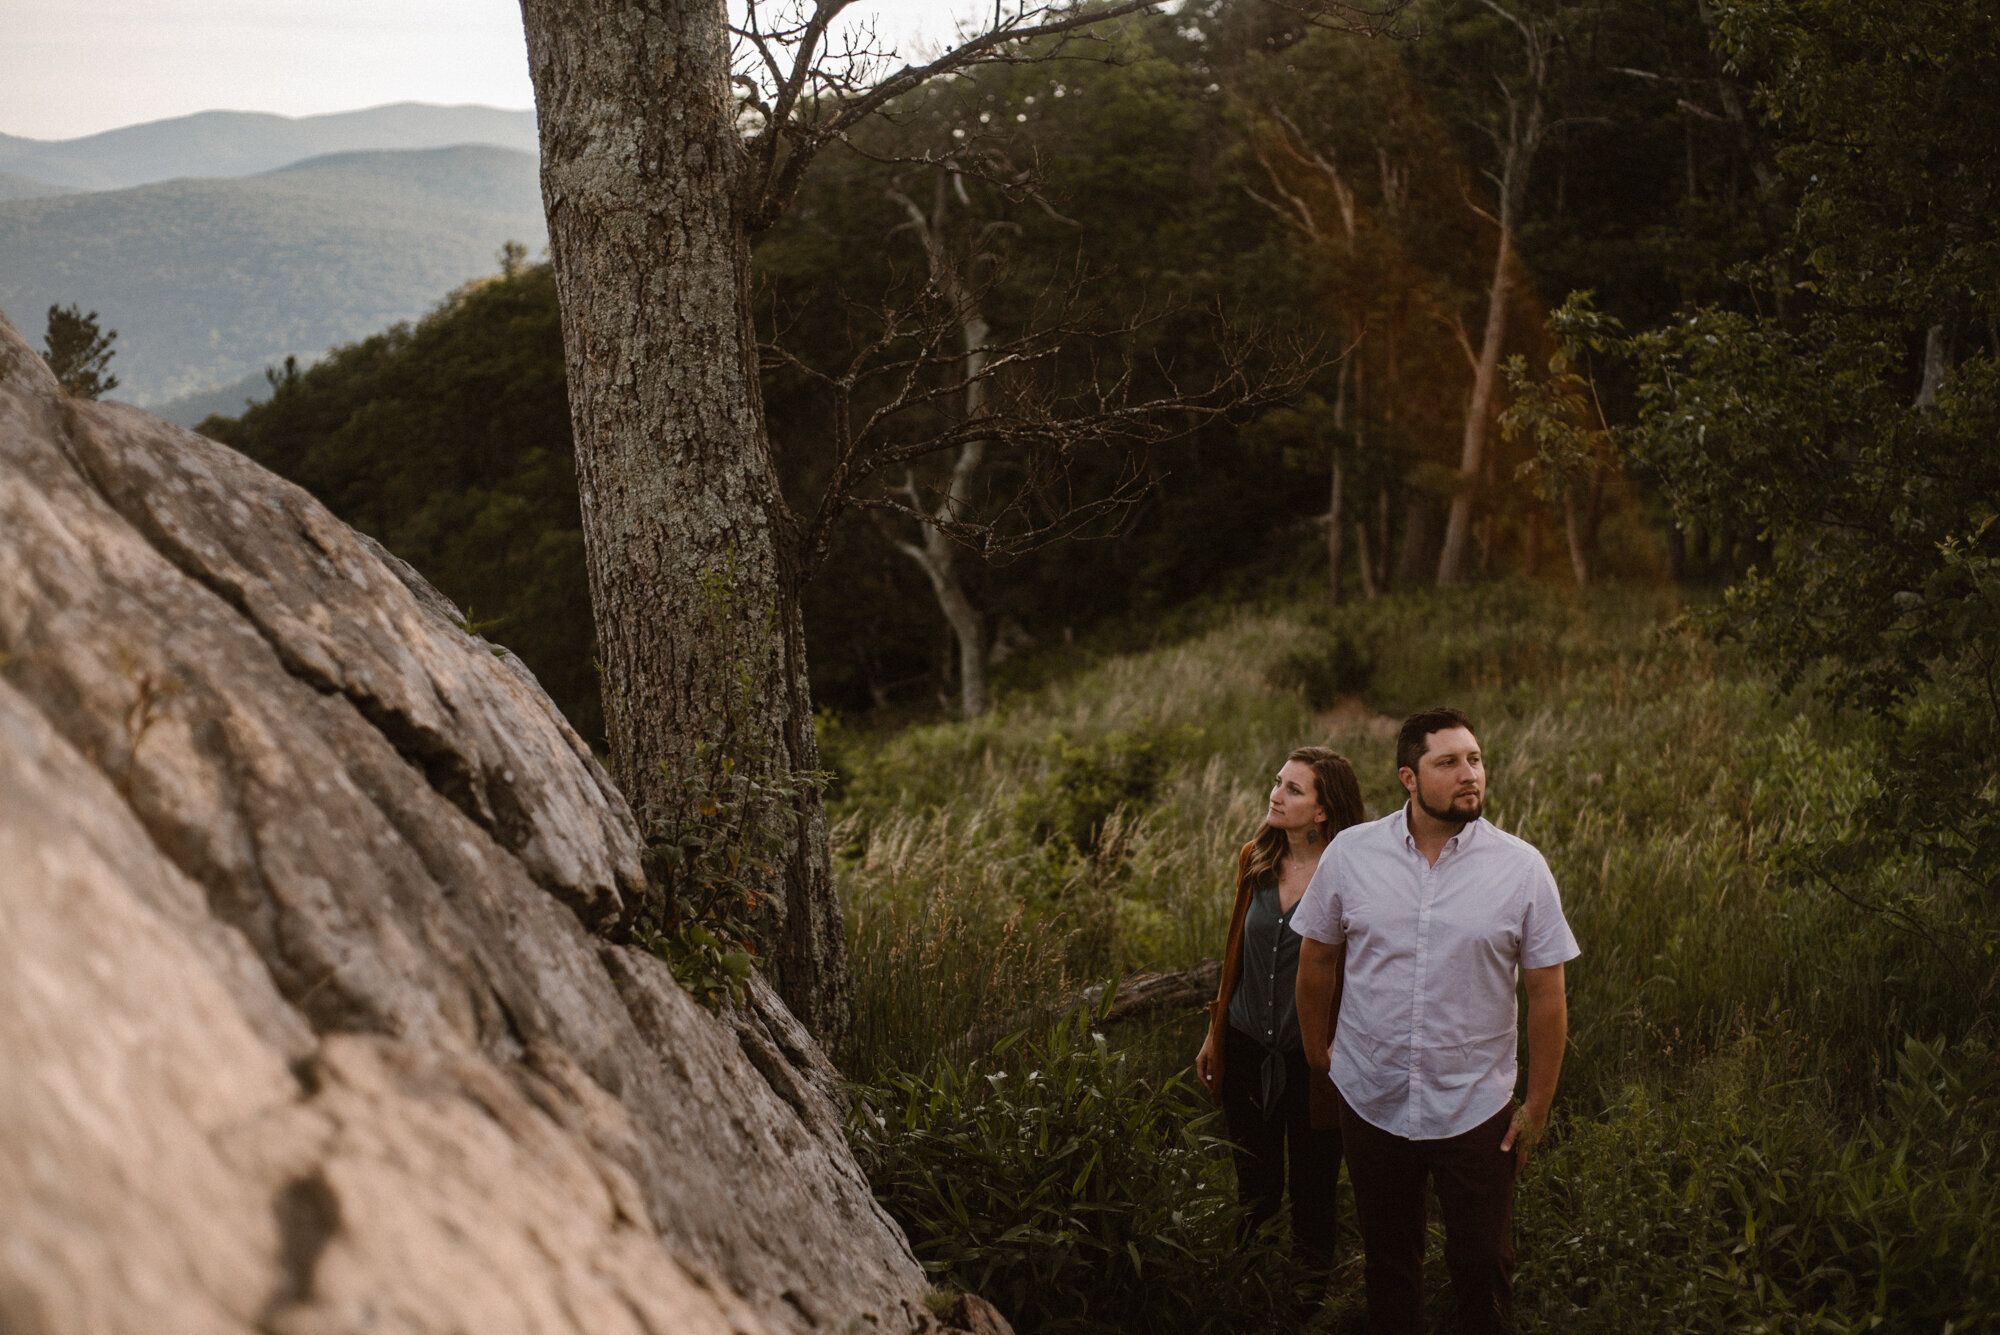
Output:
[1202, 841, 1342, 1131]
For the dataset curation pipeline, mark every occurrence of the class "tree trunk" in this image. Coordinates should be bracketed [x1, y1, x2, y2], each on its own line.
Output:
[1438, 190, 1519, 585]
[1562, 486, 1589, 585]
[519, 0, 846, 1038]
[1916, 323, 1949, 407]
[1398, 497, 1439, 586]
[1328, 460, 1346, 606]
[1583, 462, 1606, 555]
[1355, 520, 1379, 601]
[1377, 486, 1393, 593]
[897, 515, 987, 720]
[1328, 358, 1351, 606]
[891, 183, 993, 719]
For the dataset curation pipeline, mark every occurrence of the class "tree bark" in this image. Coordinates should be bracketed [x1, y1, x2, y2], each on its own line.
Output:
[519, 0, 846, 1039]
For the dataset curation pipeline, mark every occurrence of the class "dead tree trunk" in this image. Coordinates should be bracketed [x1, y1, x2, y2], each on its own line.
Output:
[1436, 1, 1551, 587]
[890, 182, 992, 718]
[518, 0, 845, 1037]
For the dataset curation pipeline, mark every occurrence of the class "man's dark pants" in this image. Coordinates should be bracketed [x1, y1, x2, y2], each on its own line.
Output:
[1336, 1089, 1518, 1334]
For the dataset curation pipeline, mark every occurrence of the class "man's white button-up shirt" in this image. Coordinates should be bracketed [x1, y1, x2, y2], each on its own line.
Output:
[1291, 805, 1580, 1141]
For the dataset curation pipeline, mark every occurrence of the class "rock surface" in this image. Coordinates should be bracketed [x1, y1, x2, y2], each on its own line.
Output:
[0, 310, 966, 1335]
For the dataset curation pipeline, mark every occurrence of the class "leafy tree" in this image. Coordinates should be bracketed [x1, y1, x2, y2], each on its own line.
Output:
[41, 304, 119, 399]
[1621, 0, 2000, 902]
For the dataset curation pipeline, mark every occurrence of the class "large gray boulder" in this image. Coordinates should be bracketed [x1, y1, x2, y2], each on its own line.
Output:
[0, 310, 956, 1335]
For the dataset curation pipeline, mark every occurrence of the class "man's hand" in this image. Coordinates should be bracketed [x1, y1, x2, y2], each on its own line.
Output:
[1499, 1103, 1548, 1170]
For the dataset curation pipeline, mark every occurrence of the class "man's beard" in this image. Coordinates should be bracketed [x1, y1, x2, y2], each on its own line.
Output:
[1417, 787, 1483, 826]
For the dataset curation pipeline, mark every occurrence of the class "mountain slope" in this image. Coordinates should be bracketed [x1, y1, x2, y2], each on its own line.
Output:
[0, 170, 71, 202]
[0, 145, 547, 404]
[0, 102, 539, 191]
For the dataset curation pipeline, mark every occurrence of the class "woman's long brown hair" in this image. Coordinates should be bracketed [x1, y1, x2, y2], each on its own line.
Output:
[1243, 746, 1366, 884]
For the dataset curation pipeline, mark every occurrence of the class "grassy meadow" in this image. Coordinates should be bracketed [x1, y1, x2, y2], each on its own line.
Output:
[830, 581, 1999, 1333]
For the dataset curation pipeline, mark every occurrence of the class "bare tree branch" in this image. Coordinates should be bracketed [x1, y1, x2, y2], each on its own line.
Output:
[731, 0, 1415, 230]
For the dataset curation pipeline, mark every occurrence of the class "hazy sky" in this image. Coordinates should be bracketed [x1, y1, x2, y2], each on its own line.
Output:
[0, 0, 998, 142]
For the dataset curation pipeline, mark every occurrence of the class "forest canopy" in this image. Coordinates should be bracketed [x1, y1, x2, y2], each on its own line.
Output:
[202, 0, 1994, 772]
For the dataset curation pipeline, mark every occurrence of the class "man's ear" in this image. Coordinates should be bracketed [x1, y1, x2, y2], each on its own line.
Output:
[1397, 766, 1416, 795]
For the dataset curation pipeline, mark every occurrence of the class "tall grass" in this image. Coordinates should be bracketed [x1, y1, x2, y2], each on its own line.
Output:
[831, 579, 2000, 1332]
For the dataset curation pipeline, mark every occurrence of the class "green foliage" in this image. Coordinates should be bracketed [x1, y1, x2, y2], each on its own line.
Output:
[1609, 0, 2000, 911]
[1518, 1036, 2000, 1333]
[1267, 631, 1375, 710]
[1715, 0, 2000, 320]
[1015, 728, 1191, 855]
[1500, 294, 1623, 507]
[840, 846, 1076, 1079]
[40, 303, 118, 398]
[851, 990, 1315, 1335]
[838, 582, 2000, 1330]
[629, 734, 780, 1006]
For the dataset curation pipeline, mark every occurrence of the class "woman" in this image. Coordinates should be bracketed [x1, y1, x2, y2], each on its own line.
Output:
[1196, 745, 1366, 1269]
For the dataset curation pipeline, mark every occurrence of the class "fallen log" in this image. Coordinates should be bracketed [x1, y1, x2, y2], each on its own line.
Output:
[1077, 959, 1223, 1027]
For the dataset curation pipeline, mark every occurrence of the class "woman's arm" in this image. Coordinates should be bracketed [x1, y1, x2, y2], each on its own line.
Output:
[1197, 843, 1261, 1102]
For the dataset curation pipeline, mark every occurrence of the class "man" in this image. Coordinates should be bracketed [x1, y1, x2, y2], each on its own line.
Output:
[1293, 707, 1578, 1333]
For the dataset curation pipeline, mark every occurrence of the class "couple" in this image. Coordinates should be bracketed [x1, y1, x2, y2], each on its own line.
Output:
[1195, 707, 1579, 1334]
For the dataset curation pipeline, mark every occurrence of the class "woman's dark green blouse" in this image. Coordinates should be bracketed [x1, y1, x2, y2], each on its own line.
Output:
[1224, 876, 1304, 1112]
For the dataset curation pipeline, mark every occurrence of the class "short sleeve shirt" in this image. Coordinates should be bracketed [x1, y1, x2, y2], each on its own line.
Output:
[1291, 805, 1580, 1140]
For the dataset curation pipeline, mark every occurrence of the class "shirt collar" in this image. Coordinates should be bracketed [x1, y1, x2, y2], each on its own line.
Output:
[1399, 802, 1481, 853]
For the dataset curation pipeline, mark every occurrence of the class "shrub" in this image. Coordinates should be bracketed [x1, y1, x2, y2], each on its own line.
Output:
[1517, 1035, 2000, 1333]
[1267, 630, 1375, 709]
[851, 991, 1315, 1334]
[1014, 728, 1191, 854]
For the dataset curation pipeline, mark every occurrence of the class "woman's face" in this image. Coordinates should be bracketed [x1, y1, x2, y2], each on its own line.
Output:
[1267, 759, 1328, 835]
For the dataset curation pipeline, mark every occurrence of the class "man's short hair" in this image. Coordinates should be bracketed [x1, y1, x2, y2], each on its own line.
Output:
[1397, 706, 1475, 774]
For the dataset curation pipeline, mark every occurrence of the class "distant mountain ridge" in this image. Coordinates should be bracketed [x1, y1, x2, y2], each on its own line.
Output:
[0, 170, 74, 202]
[0, 144, 547, 404]
[0, 102, 539, 191]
